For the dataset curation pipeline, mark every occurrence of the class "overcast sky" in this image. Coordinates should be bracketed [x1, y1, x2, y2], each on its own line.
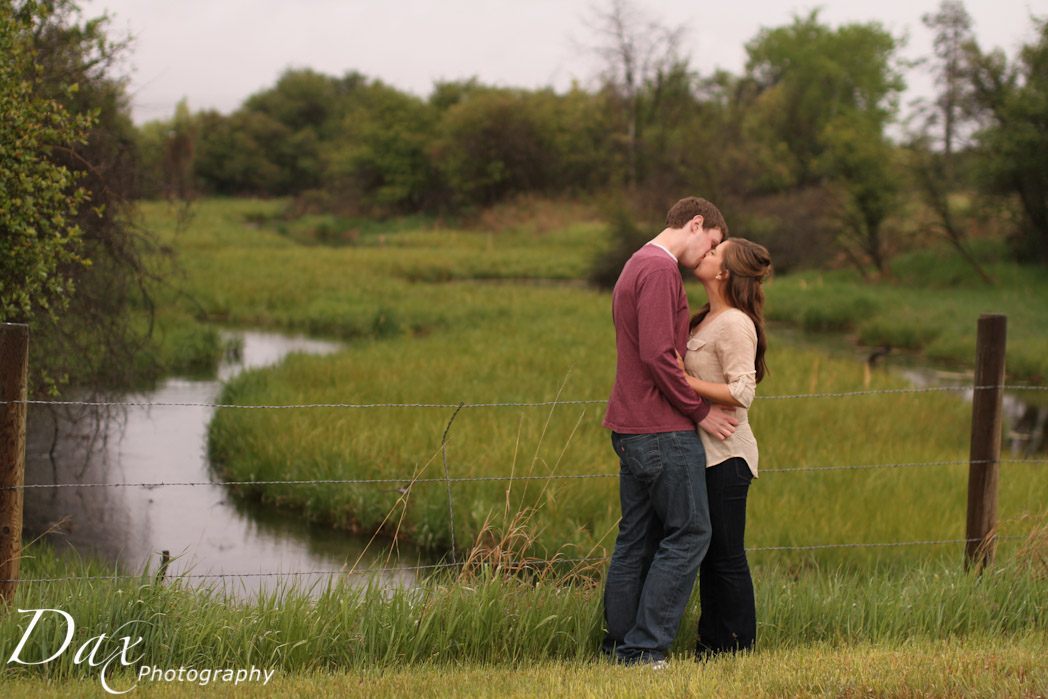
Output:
[83, 0, 1047, 125]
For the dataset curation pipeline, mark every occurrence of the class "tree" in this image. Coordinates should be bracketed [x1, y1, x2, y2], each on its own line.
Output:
[162, 98, 197, 200]
[744, 11, 905, 188]
[922, 0, 975, 173]
[325, 80, 438, 213]
[5, 0, 164, 395]
[744, 12, 906, 274]
[0, 3, 92, 326]
[193, 109, 285, 195]
[964, 19, 1048, 262]
[907, 1, 992, 282]
[584, 0, 685, 189]
[238, 69, 358, 194]
[430, 86, 614, 208]
[821, 113, 901, 276]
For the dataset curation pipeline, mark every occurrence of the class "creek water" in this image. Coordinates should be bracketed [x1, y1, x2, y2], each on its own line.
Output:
[22, 331, 429, 597]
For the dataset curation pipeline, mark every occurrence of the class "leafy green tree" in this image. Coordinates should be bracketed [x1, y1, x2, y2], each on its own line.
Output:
[964, 19, 1048, 262]
[744, 11, 905, 188]
[194, 109, 285, 195]
[5, 0, 165, 394]
[907, 1, 993, 282]
[430, 86, 615, 208]
[163, 98, 197, 200]
[744, 12, 905, 273]
[325, 80, 438, 212]
[821, 113, 901, 276]
[238, 69, 359, 194]
[0, 3, 92, 325]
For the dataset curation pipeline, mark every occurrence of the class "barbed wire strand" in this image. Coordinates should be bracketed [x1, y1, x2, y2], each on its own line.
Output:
[6, 459, 1044, 491]
[5, 386, 1044, 587]
[3, 385, 1046, 411]
[3, 536, 1030, 584]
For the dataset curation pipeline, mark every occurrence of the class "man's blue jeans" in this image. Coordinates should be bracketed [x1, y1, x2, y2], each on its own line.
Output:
[602, 430, 711, 662]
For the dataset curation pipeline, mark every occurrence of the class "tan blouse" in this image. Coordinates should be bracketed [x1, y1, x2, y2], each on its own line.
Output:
[683, 308, 759, 477]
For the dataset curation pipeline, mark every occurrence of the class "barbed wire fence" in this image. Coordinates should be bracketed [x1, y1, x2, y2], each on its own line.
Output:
[1, 315, 1046, 592]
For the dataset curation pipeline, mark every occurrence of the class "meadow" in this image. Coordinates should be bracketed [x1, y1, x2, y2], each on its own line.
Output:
[6, 197, 1045, 695]
[133, 198, 1048, 567]
[765, 239, 1048, 383]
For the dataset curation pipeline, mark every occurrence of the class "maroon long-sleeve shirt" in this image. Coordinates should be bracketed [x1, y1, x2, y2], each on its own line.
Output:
[603, 245, 710, 433]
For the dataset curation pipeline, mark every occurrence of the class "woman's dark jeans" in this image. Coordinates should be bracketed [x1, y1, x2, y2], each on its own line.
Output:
[696, 457, 756, 656]
[602, 430, 711, 662]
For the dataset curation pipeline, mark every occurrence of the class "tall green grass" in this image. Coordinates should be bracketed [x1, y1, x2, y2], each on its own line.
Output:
[764, 241, 1048, 382]
[124, 198, 1048, 567]
[208, 319, 1048, 568]
[3, 536, 1046, 682]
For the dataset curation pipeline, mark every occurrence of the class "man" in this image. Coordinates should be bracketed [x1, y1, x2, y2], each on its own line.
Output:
[601, 196, 738, 666]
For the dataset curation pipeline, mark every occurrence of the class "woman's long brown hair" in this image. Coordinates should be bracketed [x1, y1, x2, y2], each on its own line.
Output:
[689, 238, 773, 383]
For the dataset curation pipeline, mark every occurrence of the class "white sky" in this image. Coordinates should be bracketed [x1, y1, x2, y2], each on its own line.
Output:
[84, 0, 1047, 125]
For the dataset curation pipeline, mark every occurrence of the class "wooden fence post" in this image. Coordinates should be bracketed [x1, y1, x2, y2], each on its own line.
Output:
[1, 323, 29, 604]
[965, 314, 1006, 571]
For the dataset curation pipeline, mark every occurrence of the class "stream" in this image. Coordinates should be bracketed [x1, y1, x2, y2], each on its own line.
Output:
[22, 331, 429, 597]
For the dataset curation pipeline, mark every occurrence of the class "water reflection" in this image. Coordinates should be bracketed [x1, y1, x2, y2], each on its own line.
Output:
[897, 368, 1047, 456]
[23, 331, 430, 597]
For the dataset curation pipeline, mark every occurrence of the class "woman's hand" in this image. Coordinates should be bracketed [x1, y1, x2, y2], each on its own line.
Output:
[675, 350, 686, 373]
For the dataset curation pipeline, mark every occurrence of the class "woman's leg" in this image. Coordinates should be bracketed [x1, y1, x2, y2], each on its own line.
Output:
[696, 457, 756, 656]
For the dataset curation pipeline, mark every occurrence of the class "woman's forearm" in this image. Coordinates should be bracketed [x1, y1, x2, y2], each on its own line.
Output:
[682, 374, 744, 407]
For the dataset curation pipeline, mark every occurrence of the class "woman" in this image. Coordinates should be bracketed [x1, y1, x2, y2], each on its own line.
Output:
[676, 237, 771, 656]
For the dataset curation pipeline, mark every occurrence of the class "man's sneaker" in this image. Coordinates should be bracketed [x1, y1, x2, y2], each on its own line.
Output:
[648, 659, 668, 671]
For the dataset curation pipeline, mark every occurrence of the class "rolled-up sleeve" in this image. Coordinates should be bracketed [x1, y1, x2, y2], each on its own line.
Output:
[715, 313, 758, 409]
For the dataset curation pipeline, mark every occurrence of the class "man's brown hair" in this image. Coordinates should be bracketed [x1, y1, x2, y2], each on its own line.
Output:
[665, 197, 728, 236]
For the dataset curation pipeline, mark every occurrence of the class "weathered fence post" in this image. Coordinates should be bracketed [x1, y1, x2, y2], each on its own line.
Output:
[1, 323, 29, 604]
[155, 550, 171, 584]
[965, 314, 1006, 571]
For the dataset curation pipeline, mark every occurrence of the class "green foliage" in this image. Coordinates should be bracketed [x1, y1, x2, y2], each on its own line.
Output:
[820, 113, 902, 274]
[325, 80, 438, 212]
[587, 203, 652, 290]
[966, 19, 1048, 262]
[2, 539, 1046, 687]
[0, 4, 92, 324]
[431, 87, 613, 208]
[744, 10, 905, 188]
[194, 109, 286, 195]
[742, 11, 906, 273]
[5, 0, 170, 396]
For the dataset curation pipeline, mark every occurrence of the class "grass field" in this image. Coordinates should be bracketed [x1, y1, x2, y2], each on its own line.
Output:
[131, 198, 1047, 565]
[6, 197, 1048, 694]
[2, 537, 1046, 695]
[7, 640, 1048, 698]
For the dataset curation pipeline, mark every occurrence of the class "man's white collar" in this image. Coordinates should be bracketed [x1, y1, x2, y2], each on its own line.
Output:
[647, 243, 677, 263]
